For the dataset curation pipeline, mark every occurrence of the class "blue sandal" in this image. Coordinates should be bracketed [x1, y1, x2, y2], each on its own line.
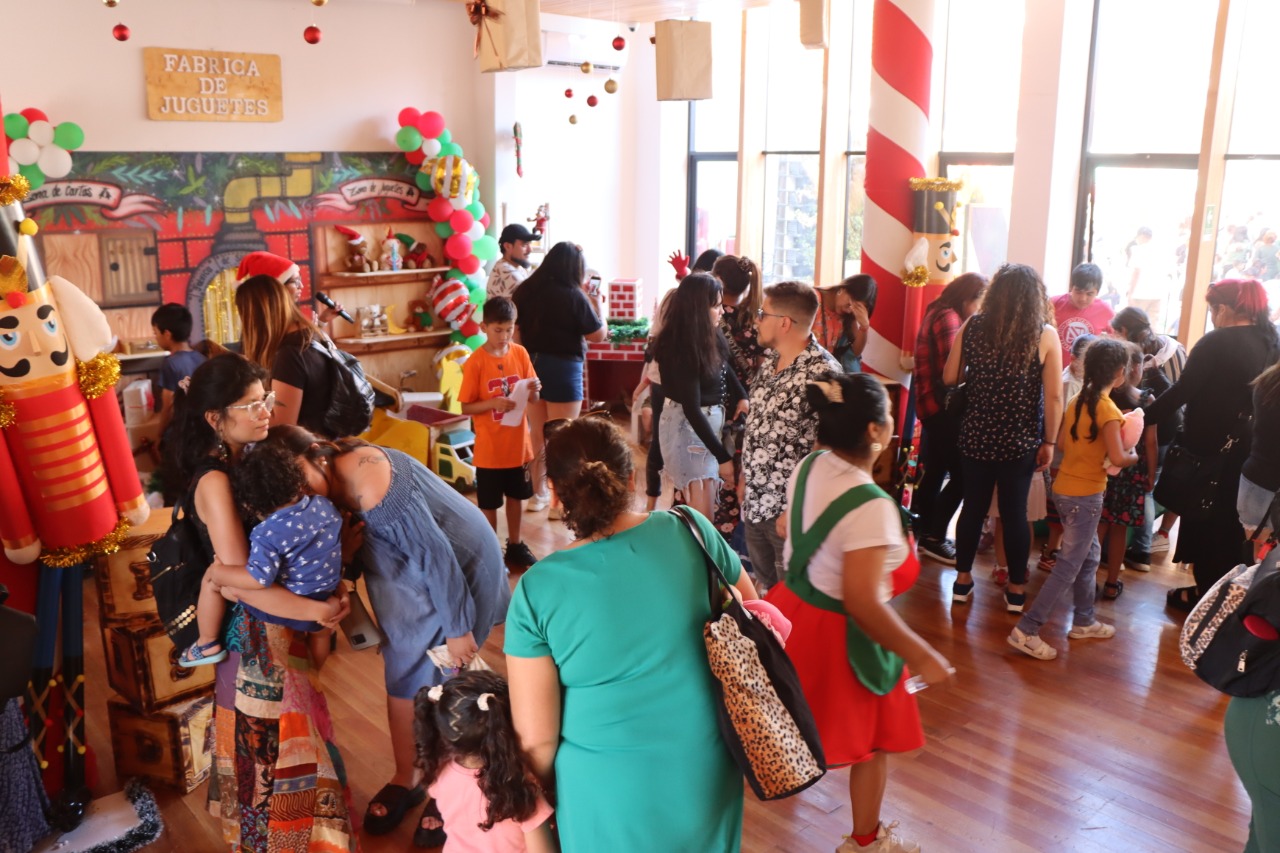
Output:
[179, 640, 227, 668]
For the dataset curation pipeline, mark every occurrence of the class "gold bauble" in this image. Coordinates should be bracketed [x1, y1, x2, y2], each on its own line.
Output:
[569, 114, 578, 125]
[580, 61, 592, 74]
[311, 0, 328, 5]
[604, 78, 618, 94]
[103, 0, 119, 6]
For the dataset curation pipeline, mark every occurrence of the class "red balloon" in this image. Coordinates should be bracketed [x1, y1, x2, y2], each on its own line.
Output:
[112, 23, 130, 41]
[416, 111, 446, 139]
[405, 149, 425, 165]
[587, 95, 599, 107]
[445, 234, 473, 261]
[304, 25, 321, 44]
[460, 319, 482, 338]
[480, 213, 491, 228]
[449, 210, 474, 233]
[398, 107, 421, 128]
[457, 255, 481, 275]
[20, 108, 48, 123]
[428, 196, 455, 223]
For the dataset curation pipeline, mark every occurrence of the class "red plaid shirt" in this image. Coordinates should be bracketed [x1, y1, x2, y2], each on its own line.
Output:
[914, 305, 962, 420]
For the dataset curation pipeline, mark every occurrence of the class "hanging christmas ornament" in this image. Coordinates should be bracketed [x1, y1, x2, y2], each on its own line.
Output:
[103, 0, 119, 6]
[569, 115, 578, 125]
[604, 78, 619, 95]
[304, 25, 322, 44]
[612, 35, 626, 51]
[112, 23, 130, 41]
[311, 0, 328, 5]
[580, 61, 592, 74]
[587, 95, 598, 108]
[564, 88, 573, 98]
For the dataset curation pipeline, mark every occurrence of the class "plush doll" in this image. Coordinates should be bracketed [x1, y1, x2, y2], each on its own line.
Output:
[380, 227, 403, 272]
[397, 233, 434, 270]
[0, 176, 150, 828]
[406, 298, 432, 332]
[1105, 408, 1146, 475]
[335, 225, 377, 273]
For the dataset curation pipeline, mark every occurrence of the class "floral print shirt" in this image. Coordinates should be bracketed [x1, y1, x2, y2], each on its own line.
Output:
[742, 337, 841, 524]
[720, 305, 766, 391]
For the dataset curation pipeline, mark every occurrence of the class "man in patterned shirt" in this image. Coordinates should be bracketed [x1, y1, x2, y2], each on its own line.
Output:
[741, 281, 840, 590]
[485, 224, 537, 299]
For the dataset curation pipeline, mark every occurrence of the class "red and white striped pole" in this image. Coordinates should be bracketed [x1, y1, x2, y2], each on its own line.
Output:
[860, 0, 937, 383]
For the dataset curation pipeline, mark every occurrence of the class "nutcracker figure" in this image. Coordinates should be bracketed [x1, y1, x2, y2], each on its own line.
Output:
[900, 177, 962, 364]
[0, 173, 150, 828]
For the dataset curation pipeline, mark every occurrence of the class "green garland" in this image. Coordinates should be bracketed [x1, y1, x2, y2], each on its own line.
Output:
[607, 318, 650, 345]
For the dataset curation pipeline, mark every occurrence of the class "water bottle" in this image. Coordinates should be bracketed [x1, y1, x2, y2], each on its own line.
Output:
[904, 667, 956, 694]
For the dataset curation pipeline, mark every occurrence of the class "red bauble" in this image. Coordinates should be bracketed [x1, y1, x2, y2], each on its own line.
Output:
[564, 88, 573, 98]
[587, 95, 599, 107]
[112, 23, 130, 41]
[304, 25, 322, 44]
[612, 36, 626, 51]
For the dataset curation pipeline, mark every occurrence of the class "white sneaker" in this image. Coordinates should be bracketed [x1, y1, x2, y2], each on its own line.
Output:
[526, 493, 549, 512]
[836, 821, 921, 853]
[1008, 627, 1057, 660]
[1150, 530, 1171, 553]
[1068, 620, 1116, 640]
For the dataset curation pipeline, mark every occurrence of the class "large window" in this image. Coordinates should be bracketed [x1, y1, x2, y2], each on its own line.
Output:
[688, 8, 743, 259]
[941, 158, 1015, 278]
[941, 0, 1024, 152]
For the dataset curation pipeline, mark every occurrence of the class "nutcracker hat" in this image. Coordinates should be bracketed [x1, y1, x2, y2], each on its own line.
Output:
[236, 251, 299, 286]
[0, 185, 47, 301]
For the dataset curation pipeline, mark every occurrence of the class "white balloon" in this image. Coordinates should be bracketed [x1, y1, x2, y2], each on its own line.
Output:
[7, 157, 18, 176]
[449, 196, 469, 210]
[10, 138, 39, 166]
[38, 145, 73, 179]
[27, 120, 54, 146]
[466, 222, 485, 241]
[421, 138, 442, 157]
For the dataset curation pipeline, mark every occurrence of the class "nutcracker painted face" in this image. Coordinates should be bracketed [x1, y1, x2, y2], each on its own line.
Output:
[910, 183, 962, 287]
[0, 277, 74, 386]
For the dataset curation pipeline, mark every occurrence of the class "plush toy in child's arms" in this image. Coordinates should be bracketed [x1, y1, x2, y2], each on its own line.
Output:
[1105, 408, 1145, 475]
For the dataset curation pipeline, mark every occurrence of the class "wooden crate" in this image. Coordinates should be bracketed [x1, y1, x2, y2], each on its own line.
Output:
[107, 692, 213, 793]
[95, 508, 171, 624]
[102, 616, 214, 714]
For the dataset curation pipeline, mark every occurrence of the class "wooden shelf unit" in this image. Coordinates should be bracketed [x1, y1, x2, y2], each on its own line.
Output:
[333, 329, 454, 355]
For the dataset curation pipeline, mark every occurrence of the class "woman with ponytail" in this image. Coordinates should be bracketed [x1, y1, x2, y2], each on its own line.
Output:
[1146, 278, 1280, 610]
[712, 254, 766, 388]
[505, 418, 756, 852]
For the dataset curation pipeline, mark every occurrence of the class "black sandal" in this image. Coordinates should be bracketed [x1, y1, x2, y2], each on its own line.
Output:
[1166, 585, 1199, 613]
[365, 783, 425, 836]
[413, 798, 447, 849]
[1103, 581, 1123, 600]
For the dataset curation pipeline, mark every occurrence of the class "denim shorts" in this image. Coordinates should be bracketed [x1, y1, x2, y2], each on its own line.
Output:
[1238, 474, 1278, 534]
[530, 352, 584, 403]
[658, 401, 724, 491]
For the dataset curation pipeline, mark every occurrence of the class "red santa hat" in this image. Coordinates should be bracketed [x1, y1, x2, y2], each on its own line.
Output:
[334, 225, 364, 246]
[237, 251, 300, 286]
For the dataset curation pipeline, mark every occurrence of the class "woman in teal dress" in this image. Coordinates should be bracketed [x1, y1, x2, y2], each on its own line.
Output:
[505, 418, 757, 852]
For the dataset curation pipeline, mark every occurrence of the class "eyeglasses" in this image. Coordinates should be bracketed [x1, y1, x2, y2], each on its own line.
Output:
[756, 308, 790, 322]
[227, 392, 276, 418]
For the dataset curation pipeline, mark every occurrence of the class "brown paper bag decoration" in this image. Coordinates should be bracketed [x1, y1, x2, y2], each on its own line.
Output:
[655, 20, 713, 101]
[799, 0, 828, 49]
[475, 0, 544, 72]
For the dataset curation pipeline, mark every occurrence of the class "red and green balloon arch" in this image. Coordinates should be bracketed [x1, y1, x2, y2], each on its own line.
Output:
[394, 107, 496, 352]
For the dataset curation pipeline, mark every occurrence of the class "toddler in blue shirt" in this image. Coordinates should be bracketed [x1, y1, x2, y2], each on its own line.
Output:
[179, 442, 345, 669]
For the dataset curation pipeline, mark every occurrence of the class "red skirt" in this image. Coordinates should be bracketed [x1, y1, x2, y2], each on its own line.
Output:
[767, 583, 925, 766]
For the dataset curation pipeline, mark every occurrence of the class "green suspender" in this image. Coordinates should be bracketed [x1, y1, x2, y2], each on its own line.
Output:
[786, 451, 905, 696]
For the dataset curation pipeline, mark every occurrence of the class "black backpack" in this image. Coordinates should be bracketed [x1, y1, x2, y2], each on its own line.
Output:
[310, 336, 375, 439]
[147, 491, 213, 651]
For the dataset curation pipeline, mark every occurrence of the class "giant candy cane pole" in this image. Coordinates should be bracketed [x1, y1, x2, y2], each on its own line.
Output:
[859, 0, 937, 383]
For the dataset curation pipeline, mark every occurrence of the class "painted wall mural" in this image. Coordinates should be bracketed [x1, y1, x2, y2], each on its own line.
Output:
[24, 151, 430, 341]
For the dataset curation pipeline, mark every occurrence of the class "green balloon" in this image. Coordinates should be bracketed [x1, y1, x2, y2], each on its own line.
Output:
[53, 122, 85, 150]
[466, 201, 484, 220]
[437, 129, 452, 144]
[464, 334, 486, 351]
[4, 113, 29, 141]
[468, 288, 486, 306]
[438, 142, 461, 157]
[472, 235, 499, 261]
[395, 125, 424, 152]
[415, 171, 434, 192]
[450, 330, 466, 344]
[434, 221, 454, 238]
[446, 269, 468, 281]
[18, 163, 45, 190]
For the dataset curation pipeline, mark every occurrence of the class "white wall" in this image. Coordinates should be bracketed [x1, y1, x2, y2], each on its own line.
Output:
[7, 0, 481, 152]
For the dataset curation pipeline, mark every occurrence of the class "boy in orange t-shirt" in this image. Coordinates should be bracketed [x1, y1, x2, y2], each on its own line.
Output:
[460, 297, 542, 567]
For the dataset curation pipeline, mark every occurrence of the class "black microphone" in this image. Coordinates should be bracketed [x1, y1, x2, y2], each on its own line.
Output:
[314, 291, 354, 323]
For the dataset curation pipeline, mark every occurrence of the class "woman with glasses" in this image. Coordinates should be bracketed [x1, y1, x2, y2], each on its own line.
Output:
[235, 273, 341, 438]
[174, 354, 357, 852]
[652, 273, 748, 520]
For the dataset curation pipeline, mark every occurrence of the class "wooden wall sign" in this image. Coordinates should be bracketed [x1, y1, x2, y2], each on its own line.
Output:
[143, 47, 283, 122]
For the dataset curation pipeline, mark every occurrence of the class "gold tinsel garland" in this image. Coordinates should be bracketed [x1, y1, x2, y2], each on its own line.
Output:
[77, 352, 122, 399]
[908, 177, 964, 193]
[41, 517, 132, 567]
[0, 174, 32, 207]
[902, 265, 930, 288]
[0, 390, 13, 429]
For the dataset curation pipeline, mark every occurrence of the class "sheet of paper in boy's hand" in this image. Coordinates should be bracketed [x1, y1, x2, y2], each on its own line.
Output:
[500, 378, 538, 426]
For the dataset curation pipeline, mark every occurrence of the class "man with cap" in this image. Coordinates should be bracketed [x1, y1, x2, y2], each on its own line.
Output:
[486, 224, 536, 300]
[236, 250, 344, 323]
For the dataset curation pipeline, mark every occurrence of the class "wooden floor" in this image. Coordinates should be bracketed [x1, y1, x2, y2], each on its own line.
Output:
[78, 461, 1252, 853]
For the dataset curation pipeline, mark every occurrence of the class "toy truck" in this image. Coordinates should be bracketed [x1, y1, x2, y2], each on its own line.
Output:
[432, 428, 476, 490]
